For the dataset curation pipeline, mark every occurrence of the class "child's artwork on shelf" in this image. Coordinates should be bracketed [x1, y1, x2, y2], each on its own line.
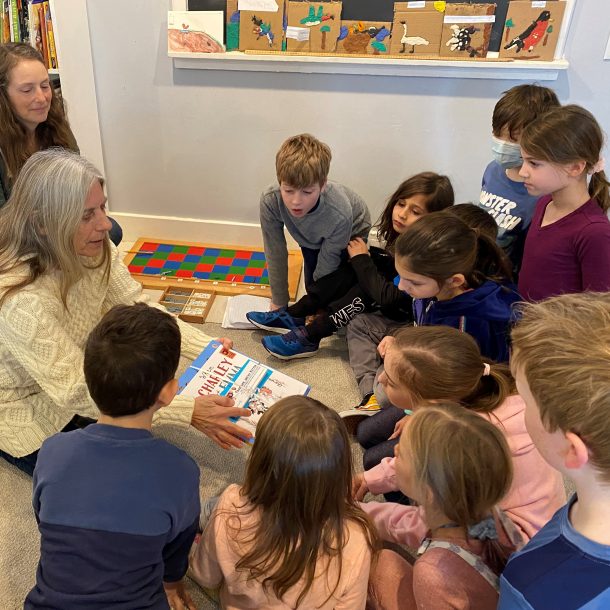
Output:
[336, 21, 391, 55]
[389, 2, 444, 56]
[440, 3, 496, 58]
[168, 11, 225, 53]
[499, 1, 566, 61]
[286, 2, 343, 53]
[239, 0, 285, 51]
[226, 0, 240, 50]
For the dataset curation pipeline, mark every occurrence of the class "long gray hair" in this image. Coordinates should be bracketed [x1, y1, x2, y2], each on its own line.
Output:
[0, 148, 111, 308]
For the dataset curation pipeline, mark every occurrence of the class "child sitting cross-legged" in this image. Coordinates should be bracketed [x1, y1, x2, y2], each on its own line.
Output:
[365, 404, 523, 610]
[351, 325, 566, 540]
[25, 303, 201, 610]
[499, 292, 610, 609]
[189, 396, 379, 609]
[250, 171, 454, 360]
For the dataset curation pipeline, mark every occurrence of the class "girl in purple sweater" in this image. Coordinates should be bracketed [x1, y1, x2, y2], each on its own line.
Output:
[518, 105, 610, 301]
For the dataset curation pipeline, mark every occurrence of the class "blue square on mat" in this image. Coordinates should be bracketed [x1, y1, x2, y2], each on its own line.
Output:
[204, 248, 221, 257]
[250, 252, 266, 261]
[184, 254, 201, 263]
[157, 244, 174, 252]
[194, 271, 210, 279]
[233, 258, 249, 267]
[244, 276, 261, 283]
[143, 267, 160, 275]
[212, 265, 230, 274]
[163, 261, 181, 270]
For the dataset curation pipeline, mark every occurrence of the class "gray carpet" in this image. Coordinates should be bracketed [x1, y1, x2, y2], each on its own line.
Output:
[0, 323, 363, 609]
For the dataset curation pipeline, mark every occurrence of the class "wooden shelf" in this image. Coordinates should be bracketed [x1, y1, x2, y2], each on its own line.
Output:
[170, 51, 569, 81]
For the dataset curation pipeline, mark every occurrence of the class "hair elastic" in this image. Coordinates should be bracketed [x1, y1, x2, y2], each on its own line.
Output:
[589, 157, 606, 175]
[482, 363, 491, 376]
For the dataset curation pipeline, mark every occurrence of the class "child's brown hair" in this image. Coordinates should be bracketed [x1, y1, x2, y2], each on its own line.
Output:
[446, 203, 498, 240]
[404, 404, 514, 575]
[492, 84, 560, 140]
[511, 292, 610, 484]
[392, 325, 514, 413]
[520, 105, 610, 212]
[395, 210, 513, 287]
[275, 133, 331, 188]
[231, 396, 378, 607]
[375, 172, 454, 251]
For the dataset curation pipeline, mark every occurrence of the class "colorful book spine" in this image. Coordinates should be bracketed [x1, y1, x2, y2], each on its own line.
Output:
[9, 0, 19, 41]
[37, 2, 48, 67]
[44, 1, 57, 69]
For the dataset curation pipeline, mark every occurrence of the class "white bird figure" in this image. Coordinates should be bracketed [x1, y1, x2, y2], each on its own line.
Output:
[400, 20, 430, 54]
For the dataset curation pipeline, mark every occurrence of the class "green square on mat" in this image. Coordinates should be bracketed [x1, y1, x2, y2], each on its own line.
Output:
[210, 272, 228, 281]
[131, 256, 151, 266]
[219, 249, 236, 258]
[181, 262, 197, 270]
[260, 277, 270, 284]
[201, 256, 217, 264]
[249, 259, 266, 268]
[161, 269, 176, 277]
[172, 245, 190, 254]
[229, 266, 247, 275]
[151, 251, 169, 260]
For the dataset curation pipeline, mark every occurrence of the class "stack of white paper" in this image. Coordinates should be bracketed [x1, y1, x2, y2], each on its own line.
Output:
[222, 294, 271, 329]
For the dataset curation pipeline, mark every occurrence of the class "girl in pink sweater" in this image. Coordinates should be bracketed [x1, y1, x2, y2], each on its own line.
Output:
[367, 404, 522, 610]
[189, 396, 378, 609]
[353, 325, 565, 541]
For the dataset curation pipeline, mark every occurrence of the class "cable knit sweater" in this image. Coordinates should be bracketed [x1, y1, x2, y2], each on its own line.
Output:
[0, 245, 212, 458]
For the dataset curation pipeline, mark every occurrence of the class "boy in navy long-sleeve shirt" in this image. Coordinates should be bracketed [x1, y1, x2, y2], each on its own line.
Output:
[26, 303, 200, 610]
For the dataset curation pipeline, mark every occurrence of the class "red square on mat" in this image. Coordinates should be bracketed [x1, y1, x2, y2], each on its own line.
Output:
[146, 258, 165, 268]
[140, 242, 159, 252]
[246, 267, 264, 277]
[188, 247, 205, 256]
[229, 275, 244, 282]
[235, 250, 254, 259]
[216, 257, 233, 266]
[196, 263, 214, 272]
[168, 252, 186, 262]
[129, 265, 144, 274]
[176, 269, 194, 278]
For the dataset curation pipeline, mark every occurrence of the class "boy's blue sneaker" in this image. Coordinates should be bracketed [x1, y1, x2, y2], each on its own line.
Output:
[262, 327, 319, 359]
[246, 309, 305, 334]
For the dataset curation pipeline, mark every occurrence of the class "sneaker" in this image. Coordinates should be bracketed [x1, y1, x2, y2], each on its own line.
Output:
[262, 327, 319, 359]
[246, 308, 306, 334]
[338, 394, 381, 435]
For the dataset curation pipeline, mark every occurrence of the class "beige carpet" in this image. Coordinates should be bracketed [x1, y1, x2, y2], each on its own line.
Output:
[0, 323, 363, 609]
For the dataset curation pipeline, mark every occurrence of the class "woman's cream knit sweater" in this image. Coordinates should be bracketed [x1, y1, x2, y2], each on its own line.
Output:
[0, 246, 212, 457]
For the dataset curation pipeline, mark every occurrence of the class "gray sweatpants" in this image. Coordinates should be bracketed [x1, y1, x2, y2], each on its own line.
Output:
[346, 311, 404, 399]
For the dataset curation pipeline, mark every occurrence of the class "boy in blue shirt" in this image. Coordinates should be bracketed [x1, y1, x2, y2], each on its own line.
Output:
[478, 84, 560, 276]
[500, 293, 610, 609]
[26, 303, 200, 610]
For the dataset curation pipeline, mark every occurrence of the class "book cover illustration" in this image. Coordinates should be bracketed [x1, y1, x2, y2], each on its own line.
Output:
[168, 10, 225, 53]
[179, 340, 310, 437]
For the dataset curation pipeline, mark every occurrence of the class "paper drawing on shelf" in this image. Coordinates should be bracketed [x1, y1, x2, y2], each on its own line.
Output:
[499, 1, 567, 61]
[168, 11, 225, 53]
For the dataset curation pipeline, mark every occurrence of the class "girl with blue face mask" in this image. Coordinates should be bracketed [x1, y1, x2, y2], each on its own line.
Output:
[477, 85, 560, 277]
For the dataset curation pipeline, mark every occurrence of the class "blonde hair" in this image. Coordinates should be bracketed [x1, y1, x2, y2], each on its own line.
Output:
[392, 325, 515, 413]
[228, 396, 378, 607]
[520, 105, 610, 213]
[511, 292, 610, 483]
[0, 148, 110, 308]
[404, 404, 513, 574]
[275, 133, 331, 188]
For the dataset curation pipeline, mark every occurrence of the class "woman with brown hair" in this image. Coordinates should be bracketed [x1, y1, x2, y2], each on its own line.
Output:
[0, 42, 122, 245]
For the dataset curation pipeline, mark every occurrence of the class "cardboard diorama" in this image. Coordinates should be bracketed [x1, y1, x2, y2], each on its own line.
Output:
[390, 2, 444, 56]
[239, 0, 285, 52]
[440, 3, 497, 58]
[168, 10, 225, 53]
[226, 0, 240, 51]
[286, 2, 343, 53]
[336, 21, 391, 55]
[499, 1, 566, 61]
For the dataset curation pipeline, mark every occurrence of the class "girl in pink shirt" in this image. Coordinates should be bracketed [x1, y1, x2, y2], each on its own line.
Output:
[367, 405, 523, 610]
[189, 396, 378, 609]
[353, 325, 565, 541]
[518, 105, 610, 301]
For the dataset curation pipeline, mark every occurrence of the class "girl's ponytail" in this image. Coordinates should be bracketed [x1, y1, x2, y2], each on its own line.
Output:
[589, 169, 610, 213]
[463, 362, 515, 414]
[472, 231, 514, 285]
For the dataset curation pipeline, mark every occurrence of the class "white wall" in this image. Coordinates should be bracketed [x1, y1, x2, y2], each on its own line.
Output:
[79, 0, 610, 243]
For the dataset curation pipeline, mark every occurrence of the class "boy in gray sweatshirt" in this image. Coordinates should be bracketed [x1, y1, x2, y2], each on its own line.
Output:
[248, 133, 371, 358]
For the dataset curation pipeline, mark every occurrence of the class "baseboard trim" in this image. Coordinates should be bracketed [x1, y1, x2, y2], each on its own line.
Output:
[111, 212, 274, 247]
